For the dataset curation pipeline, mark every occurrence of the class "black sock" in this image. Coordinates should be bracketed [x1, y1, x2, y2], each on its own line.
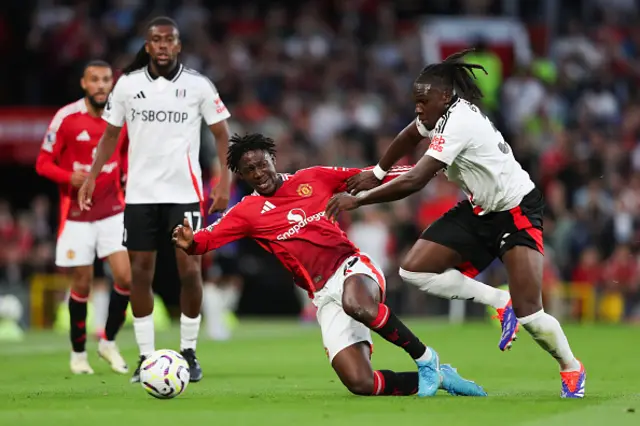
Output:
[369, 303, 427, 360]
[105, 284, 130, 341]
[373, 370, 419, 396]
[69, 292, 88, 352]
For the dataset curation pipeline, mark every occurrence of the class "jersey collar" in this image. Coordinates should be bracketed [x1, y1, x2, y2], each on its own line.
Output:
[144, 63, 183, 82]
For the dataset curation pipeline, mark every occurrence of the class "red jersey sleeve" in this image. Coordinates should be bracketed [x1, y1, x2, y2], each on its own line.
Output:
[35, 109, 73, 184]
[188, 202, 251, 255]
[310, 165, 414, 193]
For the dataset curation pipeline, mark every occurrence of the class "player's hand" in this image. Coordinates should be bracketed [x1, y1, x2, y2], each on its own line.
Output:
[346, 170, 381, 195]
[172, 218, 194, 251]
[209, 185, 230, 214]
[70, 171, 89, 188]
[325, 193, 360, 222]
[78, 176, 96, 211]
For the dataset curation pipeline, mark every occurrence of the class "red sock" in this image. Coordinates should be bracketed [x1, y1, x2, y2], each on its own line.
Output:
[372, 370, 419, 396]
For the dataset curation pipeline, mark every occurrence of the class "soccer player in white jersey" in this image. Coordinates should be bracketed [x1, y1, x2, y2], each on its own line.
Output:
[78, 16, 232, 384]
[326, 49, 586, 399]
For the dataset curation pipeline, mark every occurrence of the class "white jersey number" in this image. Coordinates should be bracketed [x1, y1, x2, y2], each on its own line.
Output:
[468, 104, 511, 155]
[184, 211, 202, 231]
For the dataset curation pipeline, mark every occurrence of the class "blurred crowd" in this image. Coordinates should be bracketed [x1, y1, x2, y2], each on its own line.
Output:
[2, 0, 640, 323]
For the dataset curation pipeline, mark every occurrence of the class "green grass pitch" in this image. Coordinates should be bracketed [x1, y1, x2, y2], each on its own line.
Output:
[1, 320, 638, 426]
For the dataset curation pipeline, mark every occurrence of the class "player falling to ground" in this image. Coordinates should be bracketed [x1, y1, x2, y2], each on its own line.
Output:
[35, 60, 130, 375]
[78, 17, 232, 383]
[326, 49, 586, 399]
[173, 133, 486, 397]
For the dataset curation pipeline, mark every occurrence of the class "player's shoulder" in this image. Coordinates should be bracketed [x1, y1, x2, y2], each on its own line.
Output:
[291, 165, 339, 177]
[181, 67, 218, 90]
[116, 69, 147, 90]
[435, 98, 476, 134]
[50, 98, 87, 127]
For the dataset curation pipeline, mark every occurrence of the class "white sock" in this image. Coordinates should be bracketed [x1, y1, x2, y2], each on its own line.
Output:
[133, 314, 155, 357]
[92, 287, 109, 331]
[415, 347, 433, 363]
[202, 284, 228, 339]
[399, 268, 511, 309]
[180, 313, 201, 351]
[518, 310, 580, 372]
[222, 285, 241, 311]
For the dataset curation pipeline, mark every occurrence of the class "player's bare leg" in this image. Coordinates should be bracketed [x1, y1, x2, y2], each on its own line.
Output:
[502, 246, 585, 398]
[68, 265, 94, 375]
[398, 240, 517, 350]
[128, 250, 157, 383]
[341, 274, 486, 397]
[91, 278, 109, 340]
[175, 248, 204, 382]
[97, 250, 131, 374]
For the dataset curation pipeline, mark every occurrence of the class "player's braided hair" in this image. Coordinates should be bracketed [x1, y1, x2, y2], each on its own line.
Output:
[122, 16, 179, 74]
[227, 133, 277, 174]
[415, 49, 487, 101]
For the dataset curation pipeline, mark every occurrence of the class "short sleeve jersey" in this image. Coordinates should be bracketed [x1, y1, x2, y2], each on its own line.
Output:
[102, 64, 230, 204]
[417, 97, 535, 214]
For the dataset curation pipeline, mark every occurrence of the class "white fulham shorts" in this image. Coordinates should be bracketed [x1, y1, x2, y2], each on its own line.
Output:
[312, 252, 386, 362]
[55, 213, 126, 267]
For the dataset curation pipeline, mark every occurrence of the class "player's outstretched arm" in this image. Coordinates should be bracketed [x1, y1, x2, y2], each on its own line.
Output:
[175, 203, 251, 255]
[325, 155, 445, 220]
[172, 218, 195, 251]
[78, 123, 121, 210]
[347, 120, 423, 194]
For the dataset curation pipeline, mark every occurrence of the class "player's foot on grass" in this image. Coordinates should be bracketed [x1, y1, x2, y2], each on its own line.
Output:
[494, 300, 519, 351]
[70, 351, 94, 375]
[440, 364, 487, 396]
[415, 347, 441, 397]
[130, 355, 146, 384]
[180, 349, 203, 382]
[560, 360, 586, 398]
[97, 339, 128, 374]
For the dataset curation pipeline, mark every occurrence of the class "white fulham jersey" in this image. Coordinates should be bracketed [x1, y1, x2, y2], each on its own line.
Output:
[102, 64, 231, 204]
[417, 97, 534, 214]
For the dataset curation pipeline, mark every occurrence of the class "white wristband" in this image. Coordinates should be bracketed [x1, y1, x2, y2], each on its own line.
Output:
[372, 164, 387, 180]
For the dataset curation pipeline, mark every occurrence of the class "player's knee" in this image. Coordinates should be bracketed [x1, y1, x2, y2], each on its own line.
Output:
[342, 281, 378, 324]
[399, 267, 439, 292]
[344, 374, 375, 396]
[112, 271, 131, 290]
[178, 262, 202, 289]
[342, 300, 373, 324]
[71, 271, 92, 296]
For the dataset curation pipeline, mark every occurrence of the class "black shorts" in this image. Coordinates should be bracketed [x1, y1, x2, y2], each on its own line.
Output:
[421, 188, 544, 278]
[208, 253, 240, 279]
[123, 203, 203, 251]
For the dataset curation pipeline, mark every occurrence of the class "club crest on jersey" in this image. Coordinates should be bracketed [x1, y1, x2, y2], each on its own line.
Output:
[297, 183, 313, 197]
[175, 89, 186, 98]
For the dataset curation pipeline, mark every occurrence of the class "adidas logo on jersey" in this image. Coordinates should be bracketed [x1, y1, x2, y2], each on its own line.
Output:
[133, 91, 146, 99]
[261, 201, 276, 214]
[76, 130, 91, 141]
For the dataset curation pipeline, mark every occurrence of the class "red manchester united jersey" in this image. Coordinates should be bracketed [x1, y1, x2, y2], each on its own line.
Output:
[36, 98, 127, 229]
[189, 165, 410, 294]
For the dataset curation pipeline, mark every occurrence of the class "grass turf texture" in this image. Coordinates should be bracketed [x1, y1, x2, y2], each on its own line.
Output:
[1, 321, 638, 426]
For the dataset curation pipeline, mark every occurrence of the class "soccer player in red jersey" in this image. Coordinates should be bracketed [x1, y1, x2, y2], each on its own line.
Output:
[36, 60, 130, 375]
[172, 134, 487, 397]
